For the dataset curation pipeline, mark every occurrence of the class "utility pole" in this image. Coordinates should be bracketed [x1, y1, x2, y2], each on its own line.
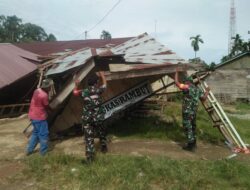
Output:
[84, 31, 87, 40]
[228, 0, 237, 54]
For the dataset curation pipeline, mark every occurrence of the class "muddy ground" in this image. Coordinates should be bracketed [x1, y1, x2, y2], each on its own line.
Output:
[0, 115, 248, 189]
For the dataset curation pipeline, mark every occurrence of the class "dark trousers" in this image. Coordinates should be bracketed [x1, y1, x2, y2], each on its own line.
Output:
[83, 123, 107, 158]
[183, 112, 197, 143]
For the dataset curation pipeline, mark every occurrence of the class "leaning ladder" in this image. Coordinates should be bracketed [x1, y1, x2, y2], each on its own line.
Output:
[198, 80, 249, 154]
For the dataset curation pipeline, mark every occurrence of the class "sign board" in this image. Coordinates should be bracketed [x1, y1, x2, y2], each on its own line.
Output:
[102, 81, 153, 119]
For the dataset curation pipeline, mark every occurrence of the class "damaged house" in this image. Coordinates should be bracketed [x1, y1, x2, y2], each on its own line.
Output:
[35, 33, 188, 133]
[0, 37, 134, 118]
[1, 33, 191, 132]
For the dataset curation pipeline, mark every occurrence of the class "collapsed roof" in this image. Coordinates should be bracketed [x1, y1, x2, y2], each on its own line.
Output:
[39, 33, 191, 132]
[42, 33, 188, 109]
[44, 33, 187, 76]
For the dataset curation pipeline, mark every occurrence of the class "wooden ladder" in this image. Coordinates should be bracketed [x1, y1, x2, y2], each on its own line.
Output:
[0, 103, 30, 119]
[198, 80, 249, 154]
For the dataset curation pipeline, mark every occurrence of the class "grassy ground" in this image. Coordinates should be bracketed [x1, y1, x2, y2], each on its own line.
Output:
[18, 153, 250, 190]
[3, 101, 250, 190]
[108, 102, 228, 144]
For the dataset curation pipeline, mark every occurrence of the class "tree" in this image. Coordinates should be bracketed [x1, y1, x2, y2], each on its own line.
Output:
[0, 15, 57, 43]
[242, 41, 250, 52]
[21, 23, 48, 42]
[209, 62, 216, 71]
[221, 34, 250, 63]
[46, 33, 57, 41]
[221, 55, 230, 63]
[0, 16, 5, 42]
[2, 15, 22, 42]
[190, 35, 204, 58]
[100, 30, 112, 40]
[231, 34, 243, 56]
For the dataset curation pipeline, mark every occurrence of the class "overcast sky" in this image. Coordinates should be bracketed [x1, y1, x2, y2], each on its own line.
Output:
[0, 0, 250, 63]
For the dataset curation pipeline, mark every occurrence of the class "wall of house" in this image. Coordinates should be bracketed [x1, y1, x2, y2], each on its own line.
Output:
[50, 76, 160, 133]
[206, 55, 250, 103]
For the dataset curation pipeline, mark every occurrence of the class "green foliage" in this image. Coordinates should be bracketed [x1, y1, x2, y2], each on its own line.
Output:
[23, 153, 250, 190]
[108, 116, 184, 142]
[110, 100, 250, 145]
[46, 33, 57, 42]
[190, 35, 204, 58]
[100, 30, 112, 40]
[235, 102, 250, 112]
[230, 117, 250, 142]
[221, 34, 250, 63]
[208, 62, 216, 71]
[108, 102, 224, 144]
[21, 23, 48, 42]
[0, 15, 57, 43]
[0, 15, 22, 42]
[196, 105, 223, 143]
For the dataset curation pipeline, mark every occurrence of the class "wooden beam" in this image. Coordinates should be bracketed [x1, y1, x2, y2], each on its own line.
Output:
[105, 64, 186, 81]
[109, 64, 143, 72]
[106, 63, 206, 81]
[49, 59, 95, 109]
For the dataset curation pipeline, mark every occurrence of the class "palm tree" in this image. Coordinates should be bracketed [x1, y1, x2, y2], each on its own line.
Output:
[190, 35, 204, 58]
[231, 34, 243, 56]
[100, 30, 112, 40]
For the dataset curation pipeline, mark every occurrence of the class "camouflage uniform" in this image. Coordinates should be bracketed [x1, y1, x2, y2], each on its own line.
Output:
[81, 85, 107, 160]
[182, 83, 204, 144]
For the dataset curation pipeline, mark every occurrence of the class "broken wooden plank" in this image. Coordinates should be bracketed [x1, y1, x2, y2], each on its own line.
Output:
[49, 59, 95, 109]
[109, 64, 143, 72]
[106, 63, 206, 81]
[105, 64, 181, 81]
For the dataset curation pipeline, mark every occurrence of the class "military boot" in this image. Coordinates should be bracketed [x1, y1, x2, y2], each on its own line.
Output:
[101, 145, 108, 153]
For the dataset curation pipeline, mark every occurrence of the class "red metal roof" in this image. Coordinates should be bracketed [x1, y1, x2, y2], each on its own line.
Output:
[0, 44, 39, 89]
[15, 37, 133, 56]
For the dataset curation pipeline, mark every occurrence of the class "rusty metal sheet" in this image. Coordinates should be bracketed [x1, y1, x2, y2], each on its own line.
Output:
[45, 33, 187, 76]
[45, 48, 93, 75]
[15, 37, 133, 56]
[110, 33, 186, 64]
[0, 44, 39, 89]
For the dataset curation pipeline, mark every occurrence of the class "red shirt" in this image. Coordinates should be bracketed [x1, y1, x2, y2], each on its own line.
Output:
[28, 88, 49, 120]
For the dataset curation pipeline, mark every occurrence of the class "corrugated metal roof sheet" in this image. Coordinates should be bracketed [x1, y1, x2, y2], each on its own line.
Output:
[0, 44, 39, 89]
[45, 33, 187, 76]
[46, 48, 93, 75]
[15, 37, 133, 56]
[111, 33, 186, 64]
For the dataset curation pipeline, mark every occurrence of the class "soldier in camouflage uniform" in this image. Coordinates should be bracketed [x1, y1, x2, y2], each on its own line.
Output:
[175, 69, 209, 151]
[73, 72, 107, 162]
